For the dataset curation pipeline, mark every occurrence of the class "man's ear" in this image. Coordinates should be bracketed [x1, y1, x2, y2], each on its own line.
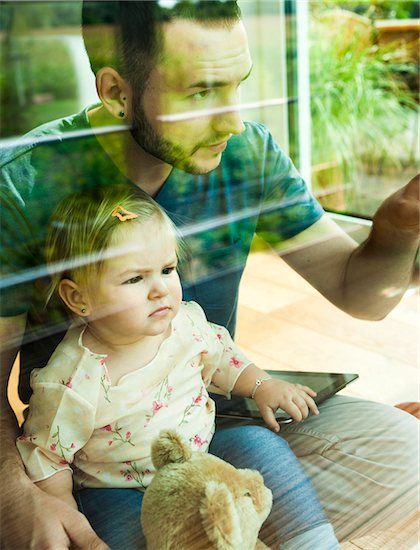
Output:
[96, 67, 132, 121]
[58, 279, 91, 318]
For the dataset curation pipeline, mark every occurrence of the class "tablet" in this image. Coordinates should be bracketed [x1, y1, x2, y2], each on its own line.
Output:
[215, 370, 359, 424]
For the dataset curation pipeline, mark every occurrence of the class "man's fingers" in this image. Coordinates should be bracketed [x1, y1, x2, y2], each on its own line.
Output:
[66, 515, 110, 550]
[404, 174, 420, 200]
[34, 535, 71, 550]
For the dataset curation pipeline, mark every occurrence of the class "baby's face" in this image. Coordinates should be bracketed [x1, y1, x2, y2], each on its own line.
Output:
[85, 220, 182, 345]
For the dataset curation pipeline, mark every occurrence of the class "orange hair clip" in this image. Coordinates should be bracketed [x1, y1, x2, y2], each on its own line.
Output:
[111, 206, 139, 222]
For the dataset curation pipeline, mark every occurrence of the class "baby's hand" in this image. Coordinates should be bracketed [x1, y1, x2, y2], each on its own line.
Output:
[253, 379, 319, 432]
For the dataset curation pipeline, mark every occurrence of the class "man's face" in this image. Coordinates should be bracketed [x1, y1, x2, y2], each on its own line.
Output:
[131, 19, 253, 174]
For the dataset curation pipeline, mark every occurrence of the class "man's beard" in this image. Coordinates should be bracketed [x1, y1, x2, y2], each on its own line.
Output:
[130, 103, 217, 175]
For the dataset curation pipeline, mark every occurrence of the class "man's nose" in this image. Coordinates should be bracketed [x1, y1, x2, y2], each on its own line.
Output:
[212, 103, 245, 136]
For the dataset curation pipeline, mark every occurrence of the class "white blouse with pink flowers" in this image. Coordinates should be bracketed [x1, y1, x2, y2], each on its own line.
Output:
[16, 301, 252, 490]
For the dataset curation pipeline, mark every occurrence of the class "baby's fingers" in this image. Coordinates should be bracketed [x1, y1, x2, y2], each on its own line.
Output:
[259, 405, 281, 433]
[282, 400, 305, 423]
[296, 384, 317, 398]
[292, 393, 309, 420]
[302, 392, 319, 416]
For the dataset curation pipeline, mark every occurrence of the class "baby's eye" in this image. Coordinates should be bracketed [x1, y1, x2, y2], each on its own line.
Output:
[244, 491, 252, 498]
[162, 266, 176, 275]
[123, 275, 143, 285]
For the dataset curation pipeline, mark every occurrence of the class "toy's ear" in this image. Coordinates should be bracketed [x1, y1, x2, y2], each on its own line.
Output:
[200, 481, 242, 550]
[151, 430, 192, 470]
[241, 469, 272, 510]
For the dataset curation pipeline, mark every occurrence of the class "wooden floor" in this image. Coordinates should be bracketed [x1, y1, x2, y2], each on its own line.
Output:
[235, 251, 419, 550]
[236, 251, 419, 406]
[7, 250, 419, 549]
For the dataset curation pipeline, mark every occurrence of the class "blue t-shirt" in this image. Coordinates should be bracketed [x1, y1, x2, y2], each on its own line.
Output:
[0, 106, 323, 402]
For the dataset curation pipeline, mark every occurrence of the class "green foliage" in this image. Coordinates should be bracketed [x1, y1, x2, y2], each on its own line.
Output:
[0, 35, 78, 136]
[23, 99, 80, 130]
[19, 38, 78, 100]
[310, 21, 417, 178]
[0, 2, 81, 31]
[314, 0, 417, 20]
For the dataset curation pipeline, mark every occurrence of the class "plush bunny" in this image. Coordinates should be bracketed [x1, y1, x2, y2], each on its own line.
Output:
[141, 429, 272, 550]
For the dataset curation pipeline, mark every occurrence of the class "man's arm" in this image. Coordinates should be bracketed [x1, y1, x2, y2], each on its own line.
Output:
[0, 315, 109, 550]
[282, 175, 419, 320]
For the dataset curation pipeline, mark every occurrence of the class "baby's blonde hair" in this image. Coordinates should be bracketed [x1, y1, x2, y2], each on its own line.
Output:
[45, 185, 179, 303]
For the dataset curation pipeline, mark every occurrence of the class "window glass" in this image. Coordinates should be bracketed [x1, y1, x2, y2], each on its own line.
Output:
[238, 0, 289, 151]
[2, 2, 417, 220]
[308, 0, 419, 217]
[0, 4, 418, 545]
[1, 1, 289, 146]
[1, 1, 97, 138]
[1, 0, 304, 363]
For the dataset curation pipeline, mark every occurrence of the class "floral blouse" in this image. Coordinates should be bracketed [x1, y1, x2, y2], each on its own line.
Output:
[16, 301, 251, 490]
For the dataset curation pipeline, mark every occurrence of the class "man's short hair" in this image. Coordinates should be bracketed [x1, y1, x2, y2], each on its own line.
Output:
[82, 1, 241, 95]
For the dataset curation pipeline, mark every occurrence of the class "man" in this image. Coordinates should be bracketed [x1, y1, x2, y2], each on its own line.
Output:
[1, 2, 419, 548]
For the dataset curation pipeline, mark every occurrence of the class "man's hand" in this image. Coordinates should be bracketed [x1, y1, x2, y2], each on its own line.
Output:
[282, 174, 419, 320]
[0, 478, 110, 550]
[372, 174, 420, 246]
[253, 379, 319, 432]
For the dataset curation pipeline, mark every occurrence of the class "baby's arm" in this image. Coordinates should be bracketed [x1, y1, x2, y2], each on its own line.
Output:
[202, 311, 319, 430]
[200, 305, 319, 432]
[232, 363, 319, 431]
[36, 470, 78, 510]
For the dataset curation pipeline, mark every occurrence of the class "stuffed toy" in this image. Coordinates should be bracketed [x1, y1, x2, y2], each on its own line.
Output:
[141, 429, 272, 550]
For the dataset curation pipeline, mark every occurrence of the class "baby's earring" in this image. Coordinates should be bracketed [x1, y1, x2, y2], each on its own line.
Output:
[80, 305, 88, 315]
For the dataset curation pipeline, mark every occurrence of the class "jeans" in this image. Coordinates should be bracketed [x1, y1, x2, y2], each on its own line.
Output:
[76, 396, 419, 548]
[76, 425, 329, 549]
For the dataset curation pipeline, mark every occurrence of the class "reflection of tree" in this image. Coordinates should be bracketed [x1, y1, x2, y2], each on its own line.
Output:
[82, 2, 118, 25]
[315, 1, 418, 21]
[1, 5, 26, 136]
[0, 3, 80, 137]
[0, 3, 80, 31]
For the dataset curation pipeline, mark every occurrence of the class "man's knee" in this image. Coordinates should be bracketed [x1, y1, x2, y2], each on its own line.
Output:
[282, 398, 419, 539]
[327, 403, 419, 485]
[284, 397, 418, 462]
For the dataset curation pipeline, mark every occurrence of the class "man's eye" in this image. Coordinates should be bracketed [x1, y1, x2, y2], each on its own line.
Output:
[190, 90, 210, 101]
[123, 275, 143, 285]
[162, 266, 176, 275]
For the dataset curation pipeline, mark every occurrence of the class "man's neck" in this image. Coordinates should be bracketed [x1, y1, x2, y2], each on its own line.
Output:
[88, 105, 172, 197]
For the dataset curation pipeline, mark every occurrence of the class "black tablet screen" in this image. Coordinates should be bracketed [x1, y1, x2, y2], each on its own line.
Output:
[215, 370, 359, 423]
